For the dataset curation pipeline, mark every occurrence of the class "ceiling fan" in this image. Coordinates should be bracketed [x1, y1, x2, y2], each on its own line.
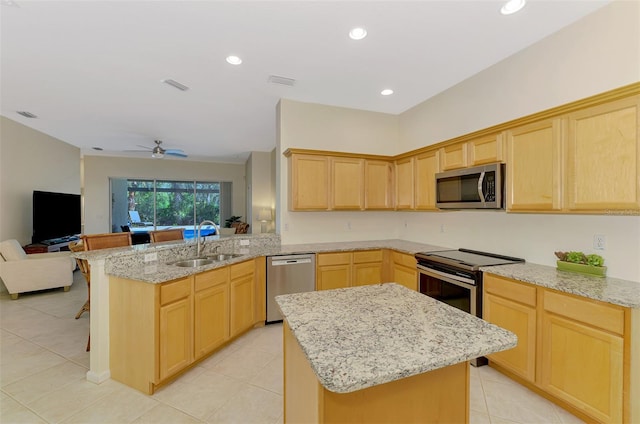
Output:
[129, 140, 188, 158]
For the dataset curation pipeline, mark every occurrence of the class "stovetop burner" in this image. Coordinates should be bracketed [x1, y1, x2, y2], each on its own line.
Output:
[415, 248, 525, 271]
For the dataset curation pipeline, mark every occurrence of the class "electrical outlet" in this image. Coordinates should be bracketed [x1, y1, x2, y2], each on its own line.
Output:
[284, 223, 289, 231]
[144, 252, 157, 262]
[404, 221, 408, 228]
[593, 234, 606, 250]
[440, 224, 445, 233]
[240, 239, 250, 246]
[346, 221, 352, 230]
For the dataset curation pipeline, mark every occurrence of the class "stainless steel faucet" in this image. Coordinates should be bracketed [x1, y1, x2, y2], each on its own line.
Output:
[196, 220, 218, 257]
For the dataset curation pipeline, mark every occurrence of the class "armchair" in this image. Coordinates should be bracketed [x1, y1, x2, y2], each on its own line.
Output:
[0, 239, 76, 299]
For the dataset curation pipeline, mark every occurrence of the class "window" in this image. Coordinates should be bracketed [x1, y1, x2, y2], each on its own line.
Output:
[110, 178, 232, 239]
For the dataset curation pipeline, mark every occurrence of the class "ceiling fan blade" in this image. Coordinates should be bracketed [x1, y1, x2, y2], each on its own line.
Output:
[166, 151, 188, 158]
[135, 144, 153, 150]
[165, 148, 184, 154]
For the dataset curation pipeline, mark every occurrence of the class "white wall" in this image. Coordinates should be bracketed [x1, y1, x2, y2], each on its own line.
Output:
[82, 155, 246, 235]
[0, 116, 81, 244]
[247, 151, 275, 233]
[277, 1, 640, 281]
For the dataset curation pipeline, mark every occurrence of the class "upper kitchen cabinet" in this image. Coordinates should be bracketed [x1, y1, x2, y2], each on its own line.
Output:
[440, 142, 468, 171]
[331, 157, 364, 210]
[414, 149, 440, 210]
[364, 160, 393, 210]
[395, 157, 415, 210]
[565, 95, 640, 212]
[506, 119, 563, 212]
[468, 133, 504, 166]
[287, 152, 329, 210]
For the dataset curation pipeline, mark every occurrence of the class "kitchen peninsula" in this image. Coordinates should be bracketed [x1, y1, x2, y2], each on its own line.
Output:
[276, 283, 517, 423]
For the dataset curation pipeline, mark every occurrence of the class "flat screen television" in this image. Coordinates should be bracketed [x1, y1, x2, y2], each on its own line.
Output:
[32, 190, 81, 244]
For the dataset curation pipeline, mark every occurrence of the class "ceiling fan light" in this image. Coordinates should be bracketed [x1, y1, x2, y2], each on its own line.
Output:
[152, 151, 164, 158]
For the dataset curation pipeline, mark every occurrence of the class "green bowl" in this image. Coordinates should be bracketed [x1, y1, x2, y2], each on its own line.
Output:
[556, 260, 607, 277]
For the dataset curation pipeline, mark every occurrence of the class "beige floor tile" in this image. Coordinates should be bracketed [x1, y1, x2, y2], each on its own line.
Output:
[469, 375, 488, 414]
[249, 355, 283, 395]
[205, 383, 282, 424]
[60, 383, 158, 424]
[553, 404, 585, 424]
[0, 391, 47, 424]
[4, 361, 87, 404]
[469, 409, 491, 424]
[478, 364, 520, 386]
[483, 378, 562, 423]
[152, 371, 244, 420]
[209, 344, 276, 381]
[131, 403, 204, 424]
[0, 342, 67, 386]
[197, 342, 241, 370]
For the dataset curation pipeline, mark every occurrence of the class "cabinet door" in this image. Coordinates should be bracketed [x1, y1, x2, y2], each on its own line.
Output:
[230, 273, 255, 337]
[440, 142, 467, 171]
[484, 293, 536, 381]
[364, 160, 393, 209]
[159, 297, 193, 380]
[414, 150, 439, 210]
[317, 264, 351, 290]
[395, 157, 414, 209]
[289, 154, 329, 210]
[194, 283, 229, 359]
[468, 133, 503, 166]
[507, 119, 563, 211]
[566, 96, 640, 211]
[540, 313, 623, 423]
[353, 263, 383, 286]
[393, 264, 417, 291]
[331, 157, 364, 210]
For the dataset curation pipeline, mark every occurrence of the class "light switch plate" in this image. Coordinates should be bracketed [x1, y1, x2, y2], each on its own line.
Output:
[240, 239, 250, 246]
[144, 252, 158, 262]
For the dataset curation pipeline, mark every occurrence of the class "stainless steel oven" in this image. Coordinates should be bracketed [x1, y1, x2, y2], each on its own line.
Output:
[415, 249, 524, 366]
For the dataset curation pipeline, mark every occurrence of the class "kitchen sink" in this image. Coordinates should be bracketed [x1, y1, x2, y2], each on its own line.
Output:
[207, 253, 243, 261]
[171, 258, 214, 268]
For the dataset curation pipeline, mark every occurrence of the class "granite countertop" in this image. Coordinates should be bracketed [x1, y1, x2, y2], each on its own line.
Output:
[85, 238, 446, 284]
[276, 283, 517, 394]
[482, 262, 640, 308]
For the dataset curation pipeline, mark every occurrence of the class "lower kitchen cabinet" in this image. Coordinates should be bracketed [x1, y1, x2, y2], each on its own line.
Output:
[540, 290, 625, 423]
[317, 251, 384, 290]
[109, 258, 260, 395]
[483, 274, 536, 382]
[353, 250, 383, 286]
[483, 272, 631, 424]
[230, 260, 256, 337]
[390, 251, 417, 291]
[194, 268, 229, 359]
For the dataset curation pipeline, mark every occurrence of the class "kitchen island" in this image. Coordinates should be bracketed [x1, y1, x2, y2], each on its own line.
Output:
[276, 283, 517, 423]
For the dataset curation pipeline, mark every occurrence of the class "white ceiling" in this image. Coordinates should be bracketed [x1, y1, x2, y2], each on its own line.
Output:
[1, 0, 610, 163]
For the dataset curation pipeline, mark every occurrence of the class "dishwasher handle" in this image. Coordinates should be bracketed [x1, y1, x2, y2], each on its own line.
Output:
[271, 258, 312, 266]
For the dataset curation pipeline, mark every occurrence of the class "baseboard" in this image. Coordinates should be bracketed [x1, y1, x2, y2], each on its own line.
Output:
[86, 369, 111, 384]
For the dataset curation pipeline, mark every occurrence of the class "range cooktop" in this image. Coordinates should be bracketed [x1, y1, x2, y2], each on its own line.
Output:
[415, 249, 525, 271]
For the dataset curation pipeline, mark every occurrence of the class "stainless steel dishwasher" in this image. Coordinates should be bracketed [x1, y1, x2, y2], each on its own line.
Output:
[266, 254, 316, 323]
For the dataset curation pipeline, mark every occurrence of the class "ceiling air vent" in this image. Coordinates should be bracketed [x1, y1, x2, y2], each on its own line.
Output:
[17, 111, 37, 118]
[162, 79, 190, 91]
[268, 75, 296, 87]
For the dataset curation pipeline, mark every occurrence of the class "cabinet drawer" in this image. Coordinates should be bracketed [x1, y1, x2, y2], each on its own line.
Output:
[317, 252, 351, 266]
[160, 277, 192, 306]
[543, 289, 625, 335]
[230, 259, 254, 280]
[195, 267, 228, 292]
[353, 250, 383, 264]
[484, 274, 536, 307]
[391, 251, 416, 268]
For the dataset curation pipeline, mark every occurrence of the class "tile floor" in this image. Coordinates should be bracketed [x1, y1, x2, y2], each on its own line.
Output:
[1, 271, 584, 423]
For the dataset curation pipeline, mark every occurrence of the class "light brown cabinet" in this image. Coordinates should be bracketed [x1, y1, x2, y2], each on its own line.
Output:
[159, 278, 193, 381]
[230, 260, 256, 337]
[288, 154, 329, 210]
[440, 142, 468, 171]
[395, 157, 414, 209]
[468, 133, 504, 166]
[331, 157, 364, 210]
[389, 251, 417, 291]
[317, 251, 384, 290]
[364, 160, 393, 209]
[194, 268, 229, 359]
[483, 274, 536, 382]
[414, 149, 440, 210]
[566, 95, 640, 212]
[540, 290, 625, 423]
[506, 119, 563, 211]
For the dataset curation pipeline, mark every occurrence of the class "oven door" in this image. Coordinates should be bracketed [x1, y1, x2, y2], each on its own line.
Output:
[417, 264, 478, 316]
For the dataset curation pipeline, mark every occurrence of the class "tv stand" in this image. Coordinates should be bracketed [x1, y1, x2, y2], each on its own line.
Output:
[25, 236, 80, 253]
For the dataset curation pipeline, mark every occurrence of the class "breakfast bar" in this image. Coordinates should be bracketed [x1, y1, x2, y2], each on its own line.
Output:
[276, 283, 517, 423]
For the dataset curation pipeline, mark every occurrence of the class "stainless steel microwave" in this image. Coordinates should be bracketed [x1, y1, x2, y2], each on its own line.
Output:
[435, 163, 505, 209]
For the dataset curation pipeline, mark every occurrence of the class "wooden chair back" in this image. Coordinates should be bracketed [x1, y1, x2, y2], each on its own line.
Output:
[149, 228, 185, 243]
[81, 232, 132, 251]
[68, 241, 90, 283]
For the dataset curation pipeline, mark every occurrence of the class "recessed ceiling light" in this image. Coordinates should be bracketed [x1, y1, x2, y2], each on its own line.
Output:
[349, 27, 367, 40]
[1, 0, 20, 8]
[17, 111, 37, 118]
[92, 147, 103, 151]
[501, 0, 526, 15]
[381, 89, 394, 96]
[226, 55, 242, 65]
